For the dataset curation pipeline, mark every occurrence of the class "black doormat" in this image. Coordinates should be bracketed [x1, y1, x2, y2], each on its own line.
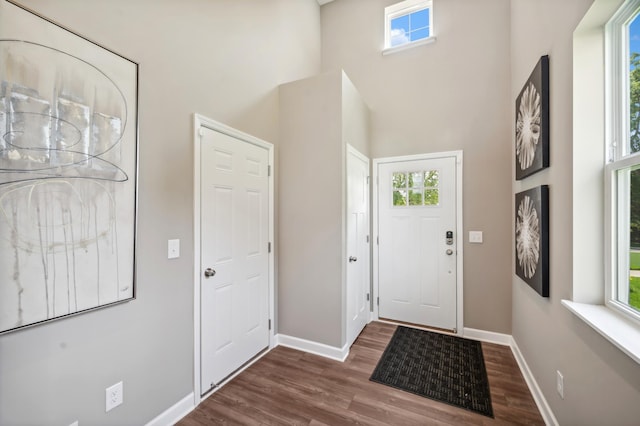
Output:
[370, 326, 494, 418]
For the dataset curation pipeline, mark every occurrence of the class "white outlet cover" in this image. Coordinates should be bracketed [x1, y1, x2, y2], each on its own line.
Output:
[168, 239, 180, 259]
[105, 381, 123, 412]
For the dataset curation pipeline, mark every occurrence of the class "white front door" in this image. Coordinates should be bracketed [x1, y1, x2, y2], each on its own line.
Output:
[346, 145, 370, 347]
[199, 126, 270, 395]
[377, 155, 458, 331]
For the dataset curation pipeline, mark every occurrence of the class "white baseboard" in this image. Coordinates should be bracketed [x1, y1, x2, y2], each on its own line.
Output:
[275, 333, 349, 362]
[463, 327, 512, 346]
[510, 338, 558, 426]
[145, 392, 194, 426]
[154, 328, 556, 426]
[465, 327, 556, 425]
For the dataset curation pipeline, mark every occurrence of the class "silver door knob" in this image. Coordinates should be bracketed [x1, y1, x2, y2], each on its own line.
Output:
[349, 256, 358, 262]
[204, 268, 216, 277]
[446, 249, 453, 256]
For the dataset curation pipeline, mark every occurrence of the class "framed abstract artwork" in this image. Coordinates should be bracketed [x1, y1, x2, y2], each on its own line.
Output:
[0, 0, 139, 334]
[515, 185, 549, 297]
[515, 55, 549, 180]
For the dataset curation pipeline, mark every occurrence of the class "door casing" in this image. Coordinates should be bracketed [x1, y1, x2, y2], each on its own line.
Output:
[372, 151, 463, 334]
[346, 144, 371, 348]
[193, 114, 275, 405]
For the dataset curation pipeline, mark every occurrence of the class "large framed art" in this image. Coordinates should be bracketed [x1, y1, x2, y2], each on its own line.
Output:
[515, 55, 549, 180]
[515, 185, 549, 297]
[0, 1, 139, 334]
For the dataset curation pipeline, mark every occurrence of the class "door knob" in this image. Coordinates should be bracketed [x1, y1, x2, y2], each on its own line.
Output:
[204, 268, 216, 277]
[446, 249, 453, 256]
[349, 256, 358, 262]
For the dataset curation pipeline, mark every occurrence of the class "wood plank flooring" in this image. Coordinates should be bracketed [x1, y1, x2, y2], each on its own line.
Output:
[178, 322, 544, 425]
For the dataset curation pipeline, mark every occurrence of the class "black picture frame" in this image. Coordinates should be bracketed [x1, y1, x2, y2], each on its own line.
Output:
[515, 185, 549, 297]
[515, 55, 549, 180]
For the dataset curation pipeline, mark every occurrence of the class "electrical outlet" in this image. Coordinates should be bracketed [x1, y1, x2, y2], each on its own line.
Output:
[105, 381, 123, 412]
[556, 370, 564, 399]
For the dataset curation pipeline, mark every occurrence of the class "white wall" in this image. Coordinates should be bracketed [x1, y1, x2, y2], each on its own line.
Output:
[0, 1, 321, 424]
[511, 0, 640, 424]
[321, 0, 513, 333]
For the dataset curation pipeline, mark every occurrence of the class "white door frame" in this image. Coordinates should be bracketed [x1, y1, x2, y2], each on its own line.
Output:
[345, 144, 371, 348]
[192, 114, 275, 405]
[372, 151, 463, 334]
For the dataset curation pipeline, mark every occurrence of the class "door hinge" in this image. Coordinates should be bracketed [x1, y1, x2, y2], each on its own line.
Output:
[377, 236, 379, 245]
[366, 293, 370, 301]
[367, 176, 370, 184]
[268, 165, 271, 177]
[268, 319, 272, 330]
[268, 242, 272, 253]
[366, 235, 370, 243]
[198, 128, 204, 137]
[377, 297, 379, 306]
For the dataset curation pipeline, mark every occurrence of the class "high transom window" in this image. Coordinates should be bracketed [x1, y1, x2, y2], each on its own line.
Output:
[384, 0, 434, 52]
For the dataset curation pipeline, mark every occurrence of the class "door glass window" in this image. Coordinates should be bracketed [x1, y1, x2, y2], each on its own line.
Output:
[392, 172, 408, 206]
[392, 170, 439, 207]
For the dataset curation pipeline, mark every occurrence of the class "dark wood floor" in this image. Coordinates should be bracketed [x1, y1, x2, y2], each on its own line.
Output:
[178, 321, 544, 425]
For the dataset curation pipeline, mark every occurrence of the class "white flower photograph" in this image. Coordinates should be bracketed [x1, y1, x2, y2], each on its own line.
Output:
[515, 55, 549, 180]
[515, 185, 549, 297]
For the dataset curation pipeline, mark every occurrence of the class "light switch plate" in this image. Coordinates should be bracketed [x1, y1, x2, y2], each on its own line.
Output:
[469, 231, 483, 244]
[556, 370, 564, 399]
[168, 239, 180, 259]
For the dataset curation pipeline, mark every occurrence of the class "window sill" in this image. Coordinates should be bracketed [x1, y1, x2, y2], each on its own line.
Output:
[561, 300, 640, 364]
[382, 36, 437, 56]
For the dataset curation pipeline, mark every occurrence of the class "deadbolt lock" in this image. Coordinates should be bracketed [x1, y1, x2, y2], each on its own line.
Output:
[446, 231, 454, 245]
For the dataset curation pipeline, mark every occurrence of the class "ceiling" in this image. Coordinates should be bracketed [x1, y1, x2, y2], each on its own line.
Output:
[317, 0, 335, 5]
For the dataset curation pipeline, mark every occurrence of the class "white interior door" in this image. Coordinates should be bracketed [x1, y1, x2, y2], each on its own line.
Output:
[199, 126, 269, 395]
[377, 155, 458, 331]
[346, 145, 370, 347]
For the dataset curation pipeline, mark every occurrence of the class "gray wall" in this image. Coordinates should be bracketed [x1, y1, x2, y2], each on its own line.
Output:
[278, 71, 344, 348]
[0, 1, 321, 424]
[511, 0, 640, 424]
[278, 70, 370, 348]
[342, 74, 371, 158]
[4, 1, 640, 425]
[321, 0, 513, 333]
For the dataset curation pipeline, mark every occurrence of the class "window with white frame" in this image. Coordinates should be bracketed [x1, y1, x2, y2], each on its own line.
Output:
[606, 0, 640, 322]
[384, 0, 433, 51]
[391, 170, 439, 206]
